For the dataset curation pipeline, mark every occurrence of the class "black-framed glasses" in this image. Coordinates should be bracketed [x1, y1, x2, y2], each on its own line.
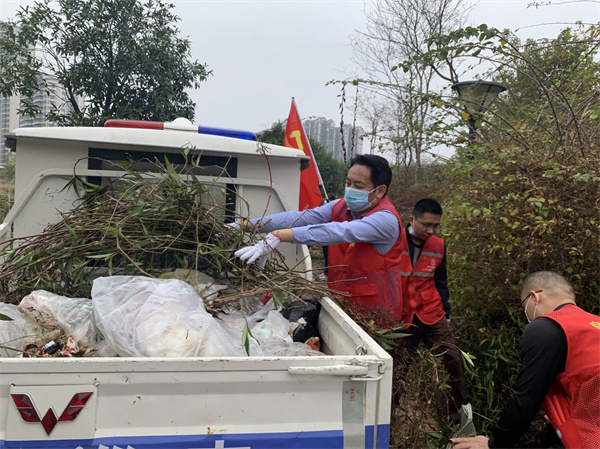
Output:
[520, 289, 543, 308]
[415, 218, 441, 231]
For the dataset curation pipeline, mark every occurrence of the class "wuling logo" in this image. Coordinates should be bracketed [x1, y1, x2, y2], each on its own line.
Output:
[11, 391, 93, 435]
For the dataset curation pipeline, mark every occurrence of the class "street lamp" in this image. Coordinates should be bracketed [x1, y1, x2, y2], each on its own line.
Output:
[451, 80, 507, 140]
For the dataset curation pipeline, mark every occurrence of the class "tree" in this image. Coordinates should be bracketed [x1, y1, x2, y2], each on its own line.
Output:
[256, 121, 285, 145]
[0, 152, 15, 183]
[405, 23, 599, 446]
[309, 139, 346, 199]
[350, 0, 471, 181]
[0, 0, 211, 126]
[257, 122, 347, 198]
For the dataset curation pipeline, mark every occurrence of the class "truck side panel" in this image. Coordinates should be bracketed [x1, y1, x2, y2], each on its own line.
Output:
[0, 299, 392, 449]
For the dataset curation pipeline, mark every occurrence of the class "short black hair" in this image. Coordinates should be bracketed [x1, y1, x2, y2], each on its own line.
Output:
[349, 154, 392, 195]
[412, 198, 443, 217]
[521, 271, 575, 300]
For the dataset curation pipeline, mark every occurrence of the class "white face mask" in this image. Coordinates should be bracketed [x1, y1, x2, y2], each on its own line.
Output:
[523, 295, 538, 323]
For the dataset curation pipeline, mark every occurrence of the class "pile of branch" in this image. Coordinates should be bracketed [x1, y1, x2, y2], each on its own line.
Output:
[0, 155, 330, 310]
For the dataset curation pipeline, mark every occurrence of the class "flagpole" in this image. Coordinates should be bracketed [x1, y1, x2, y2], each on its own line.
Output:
[291, 98, 329, 200]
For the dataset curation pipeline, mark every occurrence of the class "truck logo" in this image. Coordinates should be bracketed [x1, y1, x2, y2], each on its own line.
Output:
[11, 391, 94, 435]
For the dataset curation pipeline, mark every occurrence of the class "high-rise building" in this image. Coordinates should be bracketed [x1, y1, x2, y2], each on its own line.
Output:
[301, 116, 364, 163]
[0, 24, 17, 167]
[19, 75, 75, 128]
[1, 23, 80, 167]
[0, 75, 74, 167]
[302, 117, 336, 148]
[0, 94, 19, 167]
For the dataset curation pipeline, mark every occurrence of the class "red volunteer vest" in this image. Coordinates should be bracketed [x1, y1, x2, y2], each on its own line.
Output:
[540, 304, 600, 449]
[399, 230, 445, 326]
[327, 197, 403, 325]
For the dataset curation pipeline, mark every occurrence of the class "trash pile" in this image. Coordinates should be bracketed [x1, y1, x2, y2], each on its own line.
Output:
[0, 158, 331, 359]
[0, 156, 331, 308]
[0, 272, 324, 358]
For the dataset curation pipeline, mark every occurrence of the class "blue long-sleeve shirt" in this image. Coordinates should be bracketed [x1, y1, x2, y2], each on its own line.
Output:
[250, 199, 399, 255]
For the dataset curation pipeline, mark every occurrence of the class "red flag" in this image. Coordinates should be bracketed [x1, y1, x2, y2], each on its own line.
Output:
[283, 99, 323, 210]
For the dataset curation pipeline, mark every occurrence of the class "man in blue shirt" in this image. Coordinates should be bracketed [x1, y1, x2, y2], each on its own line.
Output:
[233, 154, 404, 324]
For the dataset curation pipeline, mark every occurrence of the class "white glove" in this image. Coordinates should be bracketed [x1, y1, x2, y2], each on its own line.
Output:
[234, 232, 281, 268]
[225, 222, 241, 231]
[216, 221, 240, 238]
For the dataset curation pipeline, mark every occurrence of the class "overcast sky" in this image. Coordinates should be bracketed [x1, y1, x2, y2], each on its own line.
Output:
[1, 0, 599, 135]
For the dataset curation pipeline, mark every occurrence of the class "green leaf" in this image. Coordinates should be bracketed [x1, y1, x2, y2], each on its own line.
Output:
[85, 253, 115, 259]
[15, 253, 34, 268]
[460, 349, 476, 368]
[0, 313, 14, 321]
[241, 325, 251, 356]
[64, 223, 78, 237]
[384, 332, 411, 339]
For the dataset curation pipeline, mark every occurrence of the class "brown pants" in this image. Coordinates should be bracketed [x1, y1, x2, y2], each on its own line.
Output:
[393, 315, 466, 422]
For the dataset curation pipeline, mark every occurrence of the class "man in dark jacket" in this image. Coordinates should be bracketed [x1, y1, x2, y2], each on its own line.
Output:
[452, 271, 600, 448]
[397, 198, 466, 423]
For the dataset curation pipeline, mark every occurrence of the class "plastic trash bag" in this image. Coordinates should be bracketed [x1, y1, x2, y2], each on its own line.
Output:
[0, 303, 40, 357]
[159, 268, 230, 300]
[219, 297, 324, 357]
[280, 300, 322, 343]
[17, 290, 109, 353]
[253, 312, 323, 356]
[91, 276, 250, 357]
[251, 310, 293, 346]
[218, 297, 276, 334]
[445, 403, 477, 449]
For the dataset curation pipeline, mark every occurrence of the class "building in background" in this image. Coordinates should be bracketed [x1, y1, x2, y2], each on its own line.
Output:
[18, 75, 80, 129]
[0, 76, 77, 167]
[1, 24, 81, 168]
[0, 94, 19, 167]
[300, 117, 364, 163]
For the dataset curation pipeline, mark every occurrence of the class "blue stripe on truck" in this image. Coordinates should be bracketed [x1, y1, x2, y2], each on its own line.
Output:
[0, 425, 390, 449]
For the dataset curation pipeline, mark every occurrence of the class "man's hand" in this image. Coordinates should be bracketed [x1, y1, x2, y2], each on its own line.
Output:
[224, 222, 241, 231]
[216, 221, 241, 239]
[451, 436, 489, 449]
[234, 232, 281, 268]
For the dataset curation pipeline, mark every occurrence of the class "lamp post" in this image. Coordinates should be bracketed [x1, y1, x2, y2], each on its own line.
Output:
[451, 80, 507, 141]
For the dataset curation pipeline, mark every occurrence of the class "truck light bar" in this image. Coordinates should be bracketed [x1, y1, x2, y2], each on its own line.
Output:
[104, 118, 257, 141]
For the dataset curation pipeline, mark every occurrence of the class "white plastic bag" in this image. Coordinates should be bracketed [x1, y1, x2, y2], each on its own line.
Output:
[160, 268, 229, 300]
[91, 276, 249, 357]
[219, 299, 324, 357]
[18, 290, 106, 351]
[218, 297, 276, 332]
[0, 303, 40, 357]
[251, 310, 293, 346]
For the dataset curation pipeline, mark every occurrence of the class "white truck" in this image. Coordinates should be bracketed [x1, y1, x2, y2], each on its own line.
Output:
[0, 119, 393, 449]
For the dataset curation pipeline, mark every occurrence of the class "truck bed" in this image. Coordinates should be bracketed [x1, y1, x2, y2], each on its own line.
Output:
[0, 297, 392, 449]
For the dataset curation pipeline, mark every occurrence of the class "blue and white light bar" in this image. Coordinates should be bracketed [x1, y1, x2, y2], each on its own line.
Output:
[104, 117, 257, 141]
